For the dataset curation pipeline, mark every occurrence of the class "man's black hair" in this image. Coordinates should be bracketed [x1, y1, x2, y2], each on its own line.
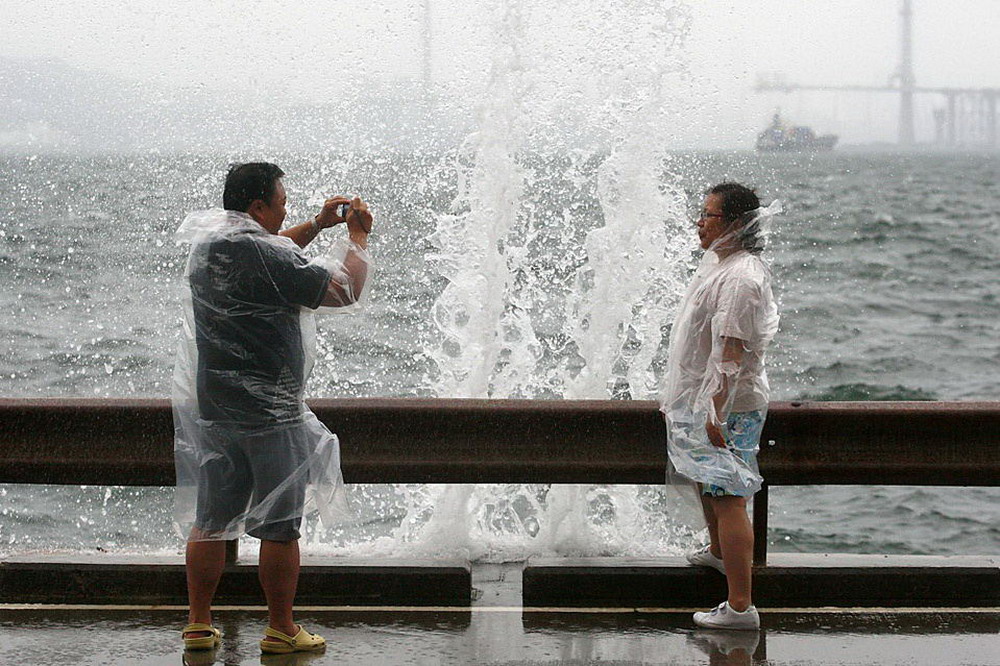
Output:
[223, 162, 285, 212]
[707, 182, 760, 223]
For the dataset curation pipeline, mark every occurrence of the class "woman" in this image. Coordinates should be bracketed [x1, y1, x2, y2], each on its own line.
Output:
[660, 182, 780, 630]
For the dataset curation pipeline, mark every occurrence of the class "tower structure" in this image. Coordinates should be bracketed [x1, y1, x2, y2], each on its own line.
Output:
[896, 0, 915, 146]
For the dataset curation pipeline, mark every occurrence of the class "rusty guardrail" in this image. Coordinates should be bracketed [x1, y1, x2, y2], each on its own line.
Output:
[2, 399, 998, 565]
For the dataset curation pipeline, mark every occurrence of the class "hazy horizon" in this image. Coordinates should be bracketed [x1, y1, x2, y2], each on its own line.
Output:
[3, 0, 999, 151]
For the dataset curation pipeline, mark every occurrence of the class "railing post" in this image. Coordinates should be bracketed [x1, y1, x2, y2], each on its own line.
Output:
[752, 482, 768, 567]
[225, 539, 239, 565]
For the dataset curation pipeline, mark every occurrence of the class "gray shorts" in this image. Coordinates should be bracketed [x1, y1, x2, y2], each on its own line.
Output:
[194, 421, 310, 541]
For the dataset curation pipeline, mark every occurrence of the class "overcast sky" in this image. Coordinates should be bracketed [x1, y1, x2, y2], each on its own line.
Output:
[3, 0, 999, 148]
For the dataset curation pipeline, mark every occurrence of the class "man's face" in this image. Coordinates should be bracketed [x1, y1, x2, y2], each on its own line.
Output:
[252, 179, 287, 233]
[696, 193, 730, 250]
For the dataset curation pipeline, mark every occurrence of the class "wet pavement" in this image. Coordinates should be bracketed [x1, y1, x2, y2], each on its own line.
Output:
[2, 606, 997, 665]
[0, 564, 997, 665]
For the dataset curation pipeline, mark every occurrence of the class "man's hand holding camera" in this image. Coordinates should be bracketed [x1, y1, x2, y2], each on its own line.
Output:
[315, 195, 373, 249]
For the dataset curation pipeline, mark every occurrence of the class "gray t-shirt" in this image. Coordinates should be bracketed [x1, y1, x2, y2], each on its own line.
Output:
[190, 226, 330, 425]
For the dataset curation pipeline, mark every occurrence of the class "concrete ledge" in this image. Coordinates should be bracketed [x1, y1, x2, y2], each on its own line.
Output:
[0, 555, 471, 606]
[522, 554, 1000, 608]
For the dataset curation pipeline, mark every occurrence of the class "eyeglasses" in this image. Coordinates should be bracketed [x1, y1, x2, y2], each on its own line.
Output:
[689, 210, 726, 224]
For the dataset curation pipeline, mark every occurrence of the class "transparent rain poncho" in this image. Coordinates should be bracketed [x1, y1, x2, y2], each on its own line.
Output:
[660, 201, 781, 497]
[172, 209, 371, 541]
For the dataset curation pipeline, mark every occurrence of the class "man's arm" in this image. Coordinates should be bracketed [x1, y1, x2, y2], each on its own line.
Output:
[320, 239, 369, 306]
[706, 336, 746, 448]
[280, 220, 322, 248]
[281, 196, 352, 248]
[320, 198, 373, 307]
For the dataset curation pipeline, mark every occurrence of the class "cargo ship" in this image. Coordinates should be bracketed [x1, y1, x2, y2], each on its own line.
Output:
[756, 112, 838, 152]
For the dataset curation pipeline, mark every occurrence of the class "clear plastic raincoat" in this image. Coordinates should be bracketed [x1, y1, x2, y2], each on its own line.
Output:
[660, 202, 781, 497]
[172, 209, 370, 541]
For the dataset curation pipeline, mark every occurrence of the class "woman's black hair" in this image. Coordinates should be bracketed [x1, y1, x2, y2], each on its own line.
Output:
[707, 182, 766, 253]
[707, 182, 760, 223]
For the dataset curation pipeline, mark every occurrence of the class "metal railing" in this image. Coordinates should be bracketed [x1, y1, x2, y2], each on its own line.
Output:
[2, 399, 997, 565]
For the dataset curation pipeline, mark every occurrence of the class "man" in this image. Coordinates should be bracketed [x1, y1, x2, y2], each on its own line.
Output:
[173, 162, 373, 653]
[660, 182, 780, 630]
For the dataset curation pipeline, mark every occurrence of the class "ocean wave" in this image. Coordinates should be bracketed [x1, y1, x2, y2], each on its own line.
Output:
[768, 486, 1000, 556]
[797, 383, 937, 401]
[80, 337, 147, 352]
[45, 351, 154, 371]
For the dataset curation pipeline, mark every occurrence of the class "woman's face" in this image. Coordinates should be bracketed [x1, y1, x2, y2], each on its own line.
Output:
[696, 193, 730, 250]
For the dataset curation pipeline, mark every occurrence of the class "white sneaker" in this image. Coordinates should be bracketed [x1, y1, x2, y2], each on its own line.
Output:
[686, 545, 726, 575]
[693, 601, 760, 630]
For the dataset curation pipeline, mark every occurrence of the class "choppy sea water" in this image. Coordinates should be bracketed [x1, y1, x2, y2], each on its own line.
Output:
[0, 151, 998, 560]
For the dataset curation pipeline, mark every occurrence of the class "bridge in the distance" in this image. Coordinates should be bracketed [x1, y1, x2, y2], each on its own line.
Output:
[756, 0, 999, 148]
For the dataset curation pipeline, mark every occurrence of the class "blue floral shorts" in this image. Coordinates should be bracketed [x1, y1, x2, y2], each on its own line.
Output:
[701, 410, 765, 498]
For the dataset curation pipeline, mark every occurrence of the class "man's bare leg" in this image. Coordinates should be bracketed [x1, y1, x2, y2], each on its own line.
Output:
[259, 539, 301, 639]
[711, 495, 753, 611]
[185, 537, 227, 637]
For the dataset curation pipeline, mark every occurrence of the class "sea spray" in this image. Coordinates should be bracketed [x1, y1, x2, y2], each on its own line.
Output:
[564, 2, 694, 401]
[419, 0, 535, 559]
[426, 0, 533, 400]
[538, 0, 697, 557]
[415, 0, 701, 561]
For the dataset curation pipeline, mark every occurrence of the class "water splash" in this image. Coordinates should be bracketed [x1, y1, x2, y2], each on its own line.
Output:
[426, 0, 535, 399]
[415, 0, 700, 561]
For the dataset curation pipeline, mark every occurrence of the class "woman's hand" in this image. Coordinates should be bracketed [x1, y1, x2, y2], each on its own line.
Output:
[706, 419, 727, 448]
